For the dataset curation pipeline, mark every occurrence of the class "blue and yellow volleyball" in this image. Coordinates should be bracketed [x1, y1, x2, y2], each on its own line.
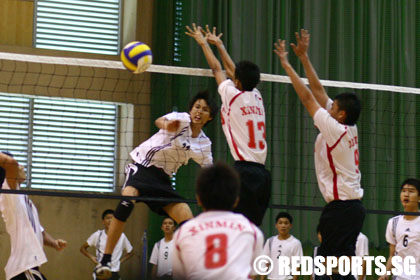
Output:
[120, 41, 153, 73]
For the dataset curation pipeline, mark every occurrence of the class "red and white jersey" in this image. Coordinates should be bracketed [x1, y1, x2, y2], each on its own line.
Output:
[130, 112, 213, 175]
[313, 99, 363, 203]
[0, 182, 47, 280]
[218, 79, 267, 164]
[385, 215, 420, 280]
[173, 211, 264, 280]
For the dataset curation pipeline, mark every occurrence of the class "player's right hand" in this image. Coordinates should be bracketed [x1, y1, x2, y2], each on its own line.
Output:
[290, 29, 310, 58]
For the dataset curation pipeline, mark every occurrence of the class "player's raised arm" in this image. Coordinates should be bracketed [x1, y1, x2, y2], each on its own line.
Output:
[186, 23, 226, 85]
[291, 29, 329, 108]
[204, 25, 235, 80]
[274, 39, 321, 117]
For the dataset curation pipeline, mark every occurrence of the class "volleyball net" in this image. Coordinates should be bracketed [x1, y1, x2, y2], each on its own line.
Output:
[0, 51, 419, 212]
[0, 52, 419, 278]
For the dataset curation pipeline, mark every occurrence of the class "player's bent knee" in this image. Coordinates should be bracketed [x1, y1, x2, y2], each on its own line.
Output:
[114, 199, 134, 222]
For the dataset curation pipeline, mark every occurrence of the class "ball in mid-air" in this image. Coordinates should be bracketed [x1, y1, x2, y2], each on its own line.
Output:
[121, 41, 153, 73]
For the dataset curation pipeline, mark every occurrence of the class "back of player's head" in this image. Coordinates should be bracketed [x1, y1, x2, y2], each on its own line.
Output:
[275, 212, 293, 224]
[188, 90, 219, 123]
[234, 61, 260, 91]
[102, 209, 114, 220]
[333, 93, 361, 125]
[400, 178, 420, 193]
[195, 161, 240, 211]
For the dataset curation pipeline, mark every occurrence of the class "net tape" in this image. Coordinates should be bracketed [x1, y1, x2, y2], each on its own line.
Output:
[1, 52, 420, 95]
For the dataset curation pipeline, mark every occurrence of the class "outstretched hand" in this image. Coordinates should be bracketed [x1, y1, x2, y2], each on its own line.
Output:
[203, 25, 223, 46]
[185, 23, 206, 45]
[290, 29, 310, 58]
[274, 39, 290, 68]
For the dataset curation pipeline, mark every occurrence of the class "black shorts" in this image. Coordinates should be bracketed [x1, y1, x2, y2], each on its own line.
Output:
[124, 163, 184, 216]
[11, 267, 46, 280]
[232, 161, 271, 226]
[318, 200, 366, 257]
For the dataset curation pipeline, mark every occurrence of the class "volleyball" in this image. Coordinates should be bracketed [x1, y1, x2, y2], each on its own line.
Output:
[120, 41, 153, 74]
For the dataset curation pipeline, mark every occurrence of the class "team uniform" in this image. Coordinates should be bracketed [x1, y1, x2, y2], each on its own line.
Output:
[173, 211, 264, 280]
[263, 235, 303, 280]
[314, 98, 365, 257]
[385, 215, 420, 280]
[127, 112, 212, 215]
[218, 79, 271, 226]
[353, 233, 369, 280]
[86, 230, 133, 280]
[149, 238, 174, 279]
[0, 180, 47, 280]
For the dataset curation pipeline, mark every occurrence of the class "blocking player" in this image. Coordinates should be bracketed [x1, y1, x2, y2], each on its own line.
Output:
[172, 161, 264, 280]
[80, 209, 134, 280]
[0, 152, 67, 280]
[186, 23, 271, 226]
[379, 178, 420, 280]
[261, 212, 303, 280]
[95, 90, 218, 279]
[149, 217, 176, 280]
[274, 30, 365, 268]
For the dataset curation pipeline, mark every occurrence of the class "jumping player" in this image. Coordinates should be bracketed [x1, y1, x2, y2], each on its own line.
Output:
[379, 178, 420, 280]
[274, 30, 365, 270]
[0, 152, 67, 280]
[95, 91, 218, 279]
[172, 161, 264, 280]
[186, 23, 271, 226]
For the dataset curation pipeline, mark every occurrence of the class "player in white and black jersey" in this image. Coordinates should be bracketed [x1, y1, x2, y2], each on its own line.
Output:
[0, 152, 67, 280]
[150, 217, 176, 280]
[186, 24, 271, 226]
[275, 30, 365, 276]
[173, 161, 264, 280]
[80, 209, 134, 280]
[379, 178, 420, 280]
[96, 91, 218, 279]
[261, 212, 303, 280]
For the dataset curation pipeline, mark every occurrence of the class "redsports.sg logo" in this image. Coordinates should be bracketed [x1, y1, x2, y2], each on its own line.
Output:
[253, 255, 417, 276]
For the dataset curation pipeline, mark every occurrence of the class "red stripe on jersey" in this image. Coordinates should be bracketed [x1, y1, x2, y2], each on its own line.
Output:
[326, 130, 348, 200]
[226, 91, 246, 161]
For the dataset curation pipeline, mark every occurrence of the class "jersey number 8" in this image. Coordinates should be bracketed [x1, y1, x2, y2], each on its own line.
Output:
[205, 233, 228, 269]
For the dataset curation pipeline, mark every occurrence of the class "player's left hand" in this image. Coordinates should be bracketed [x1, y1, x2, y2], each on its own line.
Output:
[291, 29, 310, 58]
[203, 25, 223, 46]
[54, 239, 67, 251]
[185, 23, 206, 46]
[274, 39, 290, 67]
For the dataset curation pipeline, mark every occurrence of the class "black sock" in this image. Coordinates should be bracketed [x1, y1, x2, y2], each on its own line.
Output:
[101, 254, 111, 265]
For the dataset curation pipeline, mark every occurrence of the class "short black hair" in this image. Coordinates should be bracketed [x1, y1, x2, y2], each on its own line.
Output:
[234, 61, 260, 91]
[102, 209, 114, 220]
[333, 93, 361, 125]
[161, 216, 175, 225]
[275, 212, 293, 224]
[196, 161, 240, 211]
[400, 178, 420, 193]
[188, 90, 219, 125]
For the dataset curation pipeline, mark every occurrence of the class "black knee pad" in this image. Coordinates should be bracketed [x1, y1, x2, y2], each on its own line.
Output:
[114, 200, 134, 222]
